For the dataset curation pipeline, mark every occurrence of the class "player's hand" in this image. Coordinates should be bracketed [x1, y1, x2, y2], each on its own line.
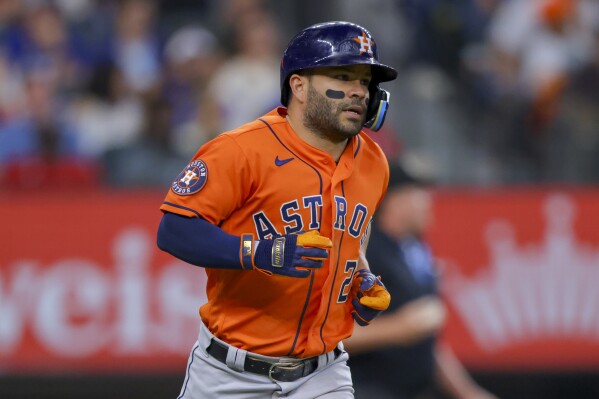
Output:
[351, 269, 391, 326]
[249, 230, 333, 278]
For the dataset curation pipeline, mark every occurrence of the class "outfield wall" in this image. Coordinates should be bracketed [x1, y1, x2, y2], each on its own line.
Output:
[1, 188, 598, 385]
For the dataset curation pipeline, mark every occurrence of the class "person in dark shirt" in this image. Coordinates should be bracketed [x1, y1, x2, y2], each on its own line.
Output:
[346, 162, 497, 399]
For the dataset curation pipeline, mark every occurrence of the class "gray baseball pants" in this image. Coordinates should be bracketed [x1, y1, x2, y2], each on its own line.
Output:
[177, 321, 354, 398]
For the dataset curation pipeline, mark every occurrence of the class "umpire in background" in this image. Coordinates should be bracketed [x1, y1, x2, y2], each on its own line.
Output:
[344, 162, 498, 399]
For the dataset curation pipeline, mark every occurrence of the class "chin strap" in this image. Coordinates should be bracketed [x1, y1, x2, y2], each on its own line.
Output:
[363, 88, 390, 132]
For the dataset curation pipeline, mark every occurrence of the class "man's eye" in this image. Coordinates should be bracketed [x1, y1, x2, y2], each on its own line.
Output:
[335, 74, 349, 81]
[361, 79, 371, 86]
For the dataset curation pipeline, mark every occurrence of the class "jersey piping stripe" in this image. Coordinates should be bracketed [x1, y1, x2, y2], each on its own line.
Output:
[259, 118, 323, 356]
[295, 272, 317, 355]
[177, 343, 199, 399]
[257, 119, 324, 195]
[163, 201, 203, 218]
[353, 135, 361, 158]
[318, 180, 346, 354]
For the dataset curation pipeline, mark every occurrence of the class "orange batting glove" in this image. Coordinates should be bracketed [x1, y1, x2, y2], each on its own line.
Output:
[351, 269, 391, 326]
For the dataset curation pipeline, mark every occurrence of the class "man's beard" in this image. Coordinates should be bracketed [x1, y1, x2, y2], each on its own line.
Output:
[302, 85, 366, 142]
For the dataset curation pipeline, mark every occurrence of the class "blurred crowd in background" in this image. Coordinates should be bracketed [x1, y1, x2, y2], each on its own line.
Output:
[1, 0, 599, 189]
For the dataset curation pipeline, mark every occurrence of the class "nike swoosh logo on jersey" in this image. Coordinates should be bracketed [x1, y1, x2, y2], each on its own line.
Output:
[275, 156, 294, 167]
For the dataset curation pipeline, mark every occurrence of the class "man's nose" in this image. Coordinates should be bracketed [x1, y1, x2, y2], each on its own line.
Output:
[347, 80, 368, 99]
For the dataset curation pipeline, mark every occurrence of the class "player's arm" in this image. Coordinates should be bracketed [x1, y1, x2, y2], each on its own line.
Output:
[350, 221, 391, 326]
[357, 219, 374, 272]
[157, 212, 332, 278]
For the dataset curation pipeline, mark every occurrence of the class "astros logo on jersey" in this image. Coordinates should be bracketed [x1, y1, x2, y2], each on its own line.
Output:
[353, 31, 374, 56]
[172, 159, 208, 195]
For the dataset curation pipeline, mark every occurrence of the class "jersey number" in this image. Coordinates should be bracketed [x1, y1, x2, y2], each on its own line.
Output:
[337, 260, 358, 303]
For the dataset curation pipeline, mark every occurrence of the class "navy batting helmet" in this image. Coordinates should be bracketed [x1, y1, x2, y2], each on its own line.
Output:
[280, 21, 398, 131]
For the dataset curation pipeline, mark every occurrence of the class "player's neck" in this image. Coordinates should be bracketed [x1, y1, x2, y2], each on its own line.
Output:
[285, 113, 348, 162]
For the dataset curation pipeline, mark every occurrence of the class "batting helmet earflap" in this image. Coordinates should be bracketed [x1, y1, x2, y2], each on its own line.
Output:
[280, 21, 398, 131]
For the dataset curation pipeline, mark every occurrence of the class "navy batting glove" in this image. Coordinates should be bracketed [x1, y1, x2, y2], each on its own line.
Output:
[352, 269, 390, 326]
[241, 231, 333, 278]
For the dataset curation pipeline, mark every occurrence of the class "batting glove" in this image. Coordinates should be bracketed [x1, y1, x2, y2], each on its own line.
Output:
[240, 230, 333, 278]
[351, 269, 391, 326]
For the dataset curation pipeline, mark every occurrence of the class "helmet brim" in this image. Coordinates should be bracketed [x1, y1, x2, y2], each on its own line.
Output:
[280, 61, 397, 106]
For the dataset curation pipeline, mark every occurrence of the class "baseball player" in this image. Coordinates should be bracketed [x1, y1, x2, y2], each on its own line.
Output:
[157, 21, 397, 398]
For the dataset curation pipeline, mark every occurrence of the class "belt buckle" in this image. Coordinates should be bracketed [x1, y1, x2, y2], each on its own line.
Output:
[268, 360, 304, 383]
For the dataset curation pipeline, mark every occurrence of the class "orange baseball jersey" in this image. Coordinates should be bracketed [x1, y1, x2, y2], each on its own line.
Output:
[160, 107, 389, 358]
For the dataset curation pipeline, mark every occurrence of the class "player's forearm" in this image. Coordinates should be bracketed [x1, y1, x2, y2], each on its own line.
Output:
[157, 212, 243, 269]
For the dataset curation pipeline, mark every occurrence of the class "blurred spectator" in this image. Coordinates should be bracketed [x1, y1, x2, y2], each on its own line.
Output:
[0, 51, 25, 122]
[489, 0, 597, 119]
[102, 96, 186, 187]
[401, 0, 498, 81]
[0, 71, 80, 163]
[3, 2, 85, 92]
[0, 71, 99, 189]
[161, 25, 223, 157]
[0, 0, 596, 187]
[66, 62, 144, 158]
[454, 0, 503, 106]
[67, 1, 115, 69]
[345, 162, 497, 399]
[213, 0, 270, 51]
[53, 0, 98, 22]
[157, 0, 215, 30]
[0, 0, 21, 40]
[204, 10, 281, 135]
[483, 0, 599, 180]
[112, 0, 161, 95]
[541, 30, 599, 182]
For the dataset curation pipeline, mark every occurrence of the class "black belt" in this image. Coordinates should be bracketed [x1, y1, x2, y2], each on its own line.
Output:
[206, 339, 341, 382]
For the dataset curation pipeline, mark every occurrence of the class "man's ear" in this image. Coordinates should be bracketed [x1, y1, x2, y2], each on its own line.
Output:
[288, 73, 309, 104]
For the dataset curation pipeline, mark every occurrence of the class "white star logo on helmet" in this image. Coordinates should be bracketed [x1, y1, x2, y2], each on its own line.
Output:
[353, 31, 374, 55]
